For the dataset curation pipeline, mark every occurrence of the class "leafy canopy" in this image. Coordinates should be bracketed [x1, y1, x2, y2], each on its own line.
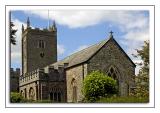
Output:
[132, 40, 149, 97]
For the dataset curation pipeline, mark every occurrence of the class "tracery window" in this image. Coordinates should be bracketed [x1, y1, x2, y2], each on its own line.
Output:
[107, 66, 120, 94]
[107, 67, 118, 80]
[49, 88, 62, 102]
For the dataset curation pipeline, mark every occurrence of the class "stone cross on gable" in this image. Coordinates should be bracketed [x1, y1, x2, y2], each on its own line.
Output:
[109, 31, 113, 35]
[109, 30, 114, 38]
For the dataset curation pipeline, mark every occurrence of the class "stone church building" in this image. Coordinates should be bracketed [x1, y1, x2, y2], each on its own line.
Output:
[18, 18, 136, 102]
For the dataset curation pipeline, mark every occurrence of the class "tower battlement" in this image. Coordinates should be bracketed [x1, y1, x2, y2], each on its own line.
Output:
[19, 64, 66, 87]
[22, 26, 57, 35]
[22, 17, 57, 35]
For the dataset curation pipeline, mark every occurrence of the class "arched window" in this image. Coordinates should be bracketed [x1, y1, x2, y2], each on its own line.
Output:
[71, 78, 77, 102]
[38, 40, 45, 48]
[24, 88, 27, 98]
[54, 92, 57, 102]
[107, 67, 118, 80]
[50, 92, 53, 101]
[50, 87, 62, 102]
[107, 66, 119, 88]
[58, 92, 61, 102]
[20, 90, 23, 96]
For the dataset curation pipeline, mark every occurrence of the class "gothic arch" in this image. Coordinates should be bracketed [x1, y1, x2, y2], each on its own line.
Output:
[107, 65, 121, 81]
[29, 87, 35, 100]
[24, 88, 27, 98]
[107, 65, 121, 94]
[20, 90, 23, 96]
[71, 78, 77, 102]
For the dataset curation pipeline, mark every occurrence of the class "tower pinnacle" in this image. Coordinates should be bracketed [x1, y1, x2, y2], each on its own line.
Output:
[22, 24, 24, 32]
[49, 20, 57, 31]
[27, 17, 30, 28]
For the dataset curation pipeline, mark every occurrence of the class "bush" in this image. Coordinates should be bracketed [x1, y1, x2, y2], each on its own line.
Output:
[10, 92, 52, 103]
[10, 92, 25, 103]
[82, 71, 118, 102]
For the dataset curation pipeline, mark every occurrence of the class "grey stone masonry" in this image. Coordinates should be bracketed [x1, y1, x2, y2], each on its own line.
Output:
[22, 19, 57, 74]
[18, 18, 135, 102]
[19, 65, 66, 102]
[10, 68, 20, 92]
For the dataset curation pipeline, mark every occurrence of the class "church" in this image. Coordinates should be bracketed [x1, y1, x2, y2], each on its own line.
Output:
[18, 18, 136, 103]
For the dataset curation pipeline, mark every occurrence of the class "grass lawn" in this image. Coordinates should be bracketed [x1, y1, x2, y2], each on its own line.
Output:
[96, 96, 149, 103]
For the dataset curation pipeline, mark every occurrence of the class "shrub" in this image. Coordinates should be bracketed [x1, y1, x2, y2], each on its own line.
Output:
[10, 92, 24, 103]
[82, 71, 117, 102]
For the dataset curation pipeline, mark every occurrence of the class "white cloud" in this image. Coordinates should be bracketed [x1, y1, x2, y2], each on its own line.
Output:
[24, 10, 149, 30]
[123, 30, 149, 42]
[13, 10, 149, 75]
[57, 44, 65, 55]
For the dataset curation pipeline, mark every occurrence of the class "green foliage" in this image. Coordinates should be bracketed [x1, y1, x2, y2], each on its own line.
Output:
[10, 92, 25, 103]
[133, 72, 149, 97]
[10, 92, 52, 103]
[97, 96, 149, 103]
[82, 71, 118, 102]
[136, 40, 149, 73]
[10, 21, 17, 45]
[132, 40, 149, 98]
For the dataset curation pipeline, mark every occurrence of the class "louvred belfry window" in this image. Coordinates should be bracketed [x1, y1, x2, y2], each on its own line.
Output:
[38, 40, 45, 48]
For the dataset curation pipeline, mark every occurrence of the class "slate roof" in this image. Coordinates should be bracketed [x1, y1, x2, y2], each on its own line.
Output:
[50, 38, 109, 69]
[50, 35, 135, 69]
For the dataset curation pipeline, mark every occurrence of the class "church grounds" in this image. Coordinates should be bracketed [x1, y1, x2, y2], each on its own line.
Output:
[10, 92, 149, 103]
[96, 96, 149, 103]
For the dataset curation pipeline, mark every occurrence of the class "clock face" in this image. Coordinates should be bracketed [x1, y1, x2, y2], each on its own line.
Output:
[40, 52, 45, 58]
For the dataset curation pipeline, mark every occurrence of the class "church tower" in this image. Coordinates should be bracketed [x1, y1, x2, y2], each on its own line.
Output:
[21, 17, 57, 74]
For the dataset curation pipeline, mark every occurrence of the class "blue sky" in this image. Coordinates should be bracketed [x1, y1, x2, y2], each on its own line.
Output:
[11, 10, 149, 74]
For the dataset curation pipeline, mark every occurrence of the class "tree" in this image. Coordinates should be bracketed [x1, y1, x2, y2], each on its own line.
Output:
[132, 40, 149, 98]
[10, 21, 17, 45]
[82, 71, 118, 102]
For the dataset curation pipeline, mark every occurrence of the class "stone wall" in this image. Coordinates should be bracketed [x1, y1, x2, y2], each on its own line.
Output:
[19, 81, 37, 100]
[87, 38, 135, 96]
[19, 67, 66, 102]
[10, 68, 20, 92]
[66, 64, 87, 102]
[22, 28, 57, 74]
